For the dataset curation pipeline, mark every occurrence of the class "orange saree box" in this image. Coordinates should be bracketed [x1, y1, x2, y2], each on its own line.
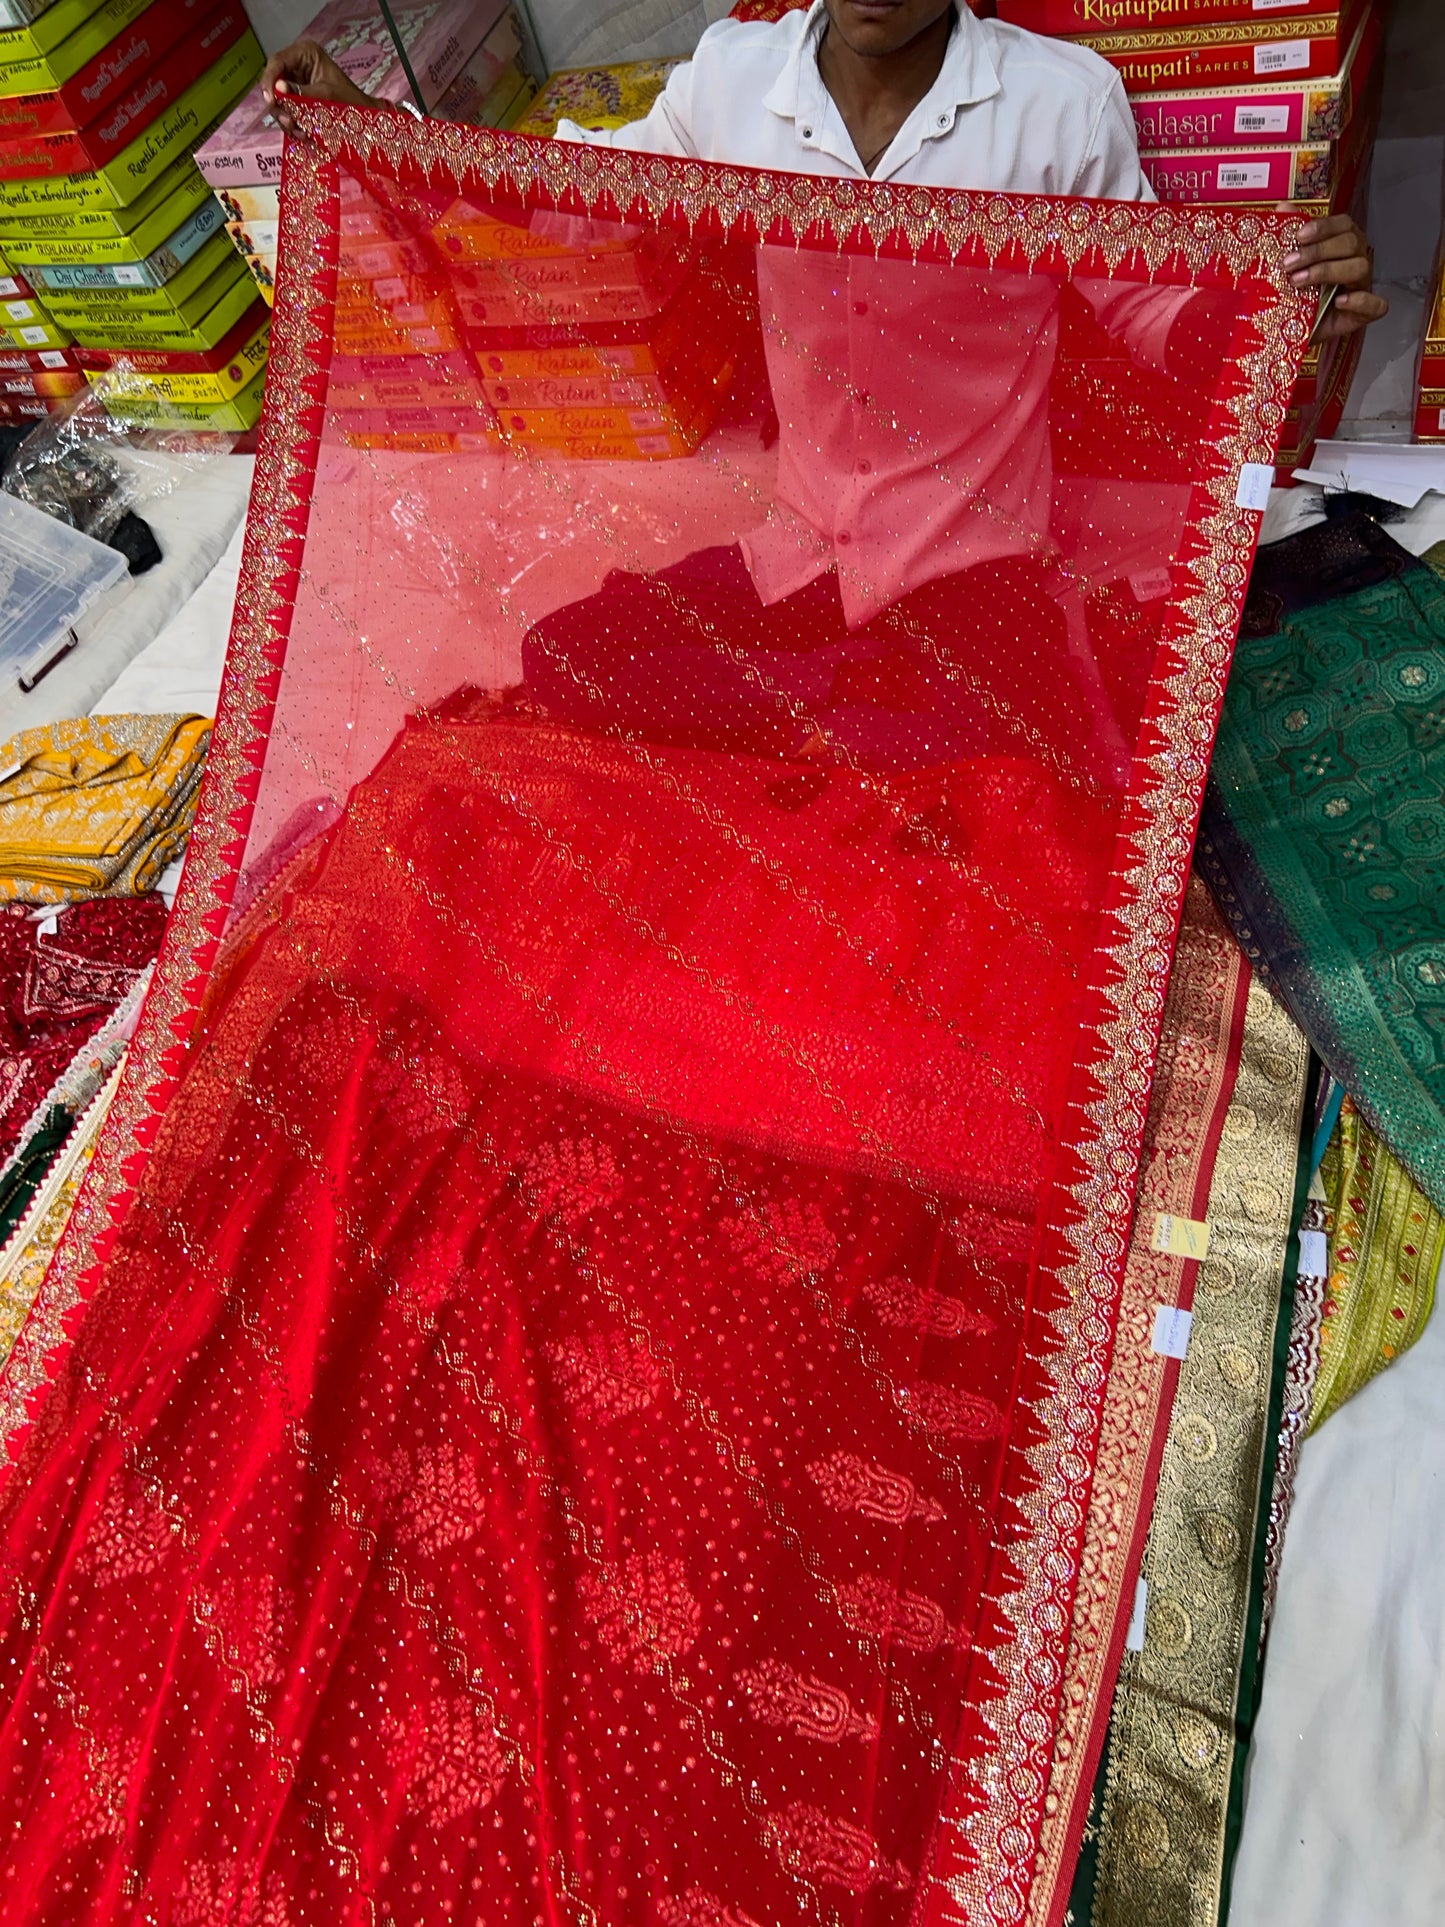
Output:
[466, 266, 745, 380]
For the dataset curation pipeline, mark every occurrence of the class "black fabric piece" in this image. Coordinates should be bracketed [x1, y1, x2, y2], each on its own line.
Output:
[107, 510, 162, 576]
[1240, 510, 1414, 640]
[0, 422, 31, 476]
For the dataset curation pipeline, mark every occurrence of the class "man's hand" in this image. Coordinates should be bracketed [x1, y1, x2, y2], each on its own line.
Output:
[262, 40, 374, 133]
[1279, 211, 1389, 338]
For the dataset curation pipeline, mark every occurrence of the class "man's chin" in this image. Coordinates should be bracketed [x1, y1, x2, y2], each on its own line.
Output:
[831, 1, 940, 56]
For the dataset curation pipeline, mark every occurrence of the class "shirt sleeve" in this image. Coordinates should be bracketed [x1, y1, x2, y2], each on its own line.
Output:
[1070, 71, 1154, 203]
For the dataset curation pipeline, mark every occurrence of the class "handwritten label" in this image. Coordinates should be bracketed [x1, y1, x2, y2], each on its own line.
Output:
[1298, 1228, 1329, 1277]
[1152, 1303, 1195, 1360]
[1236, 463, 1275, 511]
[1152, 1212, 1212, 1260]
[1126, 1579, 1149, 1653]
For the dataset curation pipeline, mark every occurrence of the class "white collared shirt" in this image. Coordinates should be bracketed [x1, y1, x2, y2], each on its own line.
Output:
[557, 0, 1152, 197]
[557, 4, 1179, 623]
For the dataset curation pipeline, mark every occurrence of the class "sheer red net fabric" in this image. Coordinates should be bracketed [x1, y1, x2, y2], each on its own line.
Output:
[0, 110, 1306, 1926]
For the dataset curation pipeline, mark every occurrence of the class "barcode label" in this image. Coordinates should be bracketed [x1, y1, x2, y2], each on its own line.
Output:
[0, 278, 19, 297]
[38, 351, 65, 368]
[1218, 163, 1273, 191]
[18, 327, 46, 345]
[4, 300, 34, 321]
[1254, 0, 1308, 9]
[1236, 104, 1291, 135]
[113, 264, 144, 285]
[1255, 39, 1311, 73]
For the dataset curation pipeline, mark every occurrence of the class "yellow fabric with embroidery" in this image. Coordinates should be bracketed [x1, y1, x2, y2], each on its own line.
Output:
[1310, 1093, 1445, 1431]
[0, 714, 211, 902]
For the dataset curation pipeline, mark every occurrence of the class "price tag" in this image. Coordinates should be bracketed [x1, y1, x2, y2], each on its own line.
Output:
[1236, 104, 1291, 135]
[1235, 463, 1275, 512]
[113, 264, 145, 286]
[1126, 1579, 1148, 1654]
[1152, 1213, 1212, 1260]
[1152, 1304, 1194, 1360]
[35, 913, 57, 937]
[1298, 1228, 1329, 1277]
[1255, 39, 1311, 73]
[1254, 0, 1309, 8]
[38, 351, 66, 369]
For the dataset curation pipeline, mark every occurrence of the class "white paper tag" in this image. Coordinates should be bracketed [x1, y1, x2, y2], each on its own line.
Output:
[35, 912, 57, 937]
[1254, 0, 1308, 9]
[1255, 39, 1311, 73]
[1236, 462, 1275, 511]
[1298, 1228, 1329, 1277]
[18, 327, 46, 346]
[3, 299, 34, 322]
[1236, 104, 1291, 135]
[1126, 1578, 1149, 1653]
[1218, 162, 1273, 192]
[1152, 1213, 1212, 1260]
[1129, 567, 1173, 602]
[0, 761, 22, 784]
[38, 351, 65, 368]
[0, 278, 20, 298]
[1152, 1303, 1194, 1360]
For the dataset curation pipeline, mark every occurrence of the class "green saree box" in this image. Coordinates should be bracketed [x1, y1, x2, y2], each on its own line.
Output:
[0, 30, 258, 213]
[0, 157, 208, 251]
[40, 231, 241, 323]
[64, 256, 252, 346]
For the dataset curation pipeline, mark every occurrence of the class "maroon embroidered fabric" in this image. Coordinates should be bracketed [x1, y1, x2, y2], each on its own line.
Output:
[0, 895, 167, 1164]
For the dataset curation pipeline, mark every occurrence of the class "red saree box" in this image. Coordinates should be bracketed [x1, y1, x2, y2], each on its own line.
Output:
[1129, 4, 1378, 148]
[0, 341, 79, 372]
[0, 3, 247, 178]
[0, 366, 82, 395]
[1415, 403, 1445, 442]
[1070, 1, 1365, 93]
[0, 0, 210, 139]
[993, 0, 1344, 27]
[468, 269, 742, 382]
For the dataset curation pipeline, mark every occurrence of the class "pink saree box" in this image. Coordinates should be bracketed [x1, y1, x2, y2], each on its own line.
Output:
[195, 0, 510, 188]
[1129, 3, 1377, 149]
[1144, 139, 1335, 201]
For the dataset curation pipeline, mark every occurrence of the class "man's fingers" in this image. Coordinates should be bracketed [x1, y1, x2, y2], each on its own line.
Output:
[1318, 289, 1390, 337]
[1292, 254, 1375, 290]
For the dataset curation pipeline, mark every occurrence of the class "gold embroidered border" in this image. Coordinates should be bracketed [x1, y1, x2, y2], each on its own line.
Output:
[1089, 983, 1309, 1927]
[0, 110, 1314, 1927]
[1029, 879, 1249, 1924]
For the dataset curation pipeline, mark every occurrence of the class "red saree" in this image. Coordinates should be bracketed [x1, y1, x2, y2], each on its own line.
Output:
[0, 108, 1307, 1926]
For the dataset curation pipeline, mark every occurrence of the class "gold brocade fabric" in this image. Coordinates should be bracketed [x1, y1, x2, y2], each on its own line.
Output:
[1309, 1094, 1445, 1431]
[0, 715, 211, 903]
[0, 1062, 120, 1371]
[1091, 981, 1309, 1927]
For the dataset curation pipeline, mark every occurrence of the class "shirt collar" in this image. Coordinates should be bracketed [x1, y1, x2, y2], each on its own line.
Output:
[763, 2, 1002, 171]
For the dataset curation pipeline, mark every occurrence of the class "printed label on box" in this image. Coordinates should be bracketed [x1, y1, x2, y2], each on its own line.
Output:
[1255, 38, 1310, 72]
[1217, 161, 1272, 190]
[1235, 102, 1290, 133]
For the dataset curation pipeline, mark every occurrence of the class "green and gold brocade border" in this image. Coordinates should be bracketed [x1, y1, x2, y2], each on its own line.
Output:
[1084, 980, 1309, 1927]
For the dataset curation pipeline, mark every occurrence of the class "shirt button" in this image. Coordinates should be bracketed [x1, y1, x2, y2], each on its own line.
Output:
[937, 114, 949, 128]
[801, 125, 813, 139]
[853, 299, 868, 316]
